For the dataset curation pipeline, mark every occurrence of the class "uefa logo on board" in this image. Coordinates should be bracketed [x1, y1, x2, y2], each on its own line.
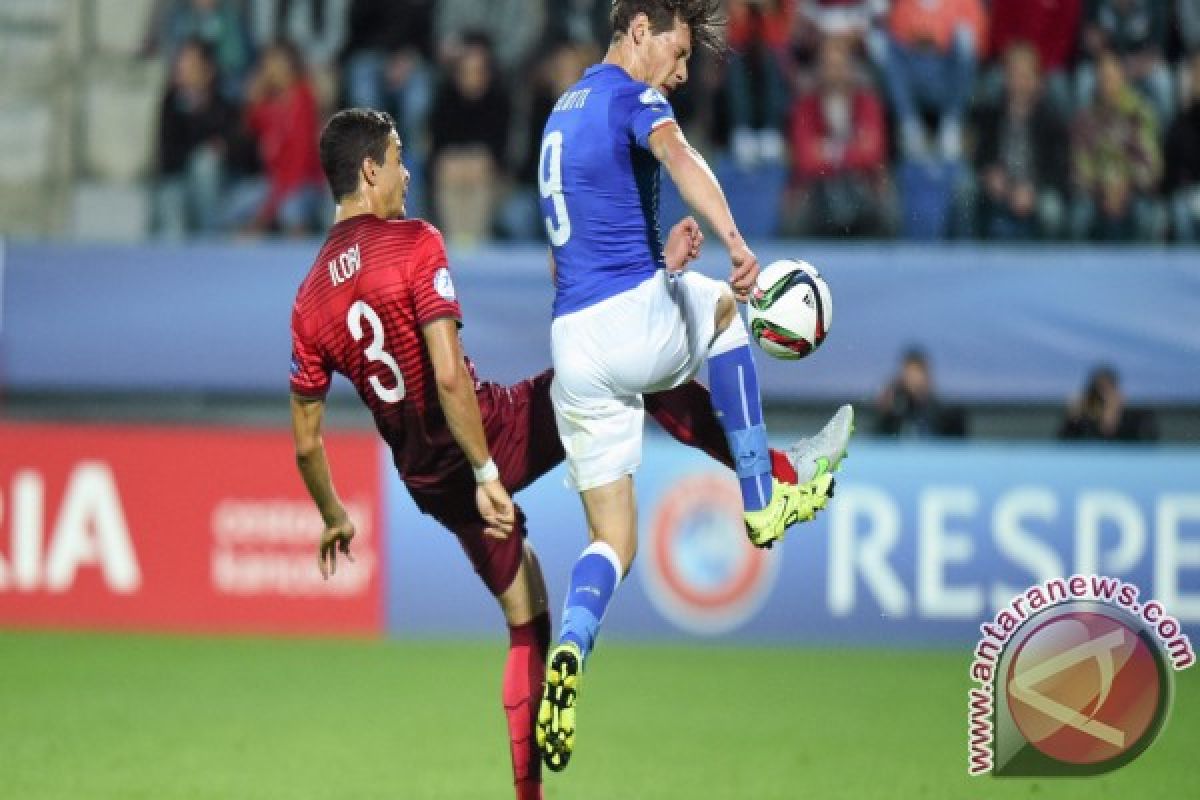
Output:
[640, 474, 780, 635]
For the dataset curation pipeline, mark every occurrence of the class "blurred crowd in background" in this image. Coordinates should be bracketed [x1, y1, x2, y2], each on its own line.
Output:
[147, 0, 1200, 245]
[141, 0, 1200, 245]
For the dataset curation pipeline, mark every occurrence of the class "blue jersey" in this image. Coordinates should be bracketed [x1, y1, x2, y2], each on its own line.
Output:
[538, 64, 677, 318]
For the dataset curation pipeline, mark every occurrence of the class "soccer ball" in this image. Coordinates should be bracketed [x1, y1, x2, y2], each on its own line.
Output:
[747, 259, 832, 360]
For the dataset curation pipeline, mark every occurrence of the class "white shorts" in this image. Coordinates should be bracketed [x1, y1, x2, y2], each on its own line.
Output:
[550, 270, 727, 491]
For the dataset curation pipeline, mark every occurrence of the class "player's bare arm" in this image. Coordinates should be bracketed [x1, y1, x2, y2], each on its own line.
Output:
[422, 317, 516, 539]
[649, 122, 758, 299]
[290, 393, 356, 579]
[664, 215, 704, 272]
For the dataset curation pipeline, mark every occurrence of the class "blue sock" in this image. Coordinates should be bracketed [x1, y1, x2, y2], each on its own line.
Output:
[558, 541, 622, 663]
[708, 329, 772, 512]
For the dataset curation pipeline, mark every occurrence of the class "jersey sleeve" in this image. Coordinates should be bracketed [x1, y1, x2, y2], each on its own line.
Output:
[410, 224, 463, 328]
[619, 84, 677, 151]
[289, 306, 332, 398]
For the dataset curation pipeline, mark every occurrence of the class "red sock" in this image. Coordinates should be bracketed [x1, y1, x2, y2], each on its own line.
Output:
[504, 612, 551, 800]
[770, 448, 798, 484]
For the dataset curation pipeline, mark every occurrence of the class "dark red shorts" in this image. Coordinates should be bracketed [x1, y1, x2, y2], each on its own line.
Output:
[402, 371, 733, 596]
[405, 370, 564, 596]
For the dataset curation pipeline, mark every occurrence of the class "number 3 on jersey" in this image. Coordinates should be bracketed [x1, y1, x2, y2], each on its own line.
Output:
[539, 131, 571, 246]
[347, 300, 405, 403]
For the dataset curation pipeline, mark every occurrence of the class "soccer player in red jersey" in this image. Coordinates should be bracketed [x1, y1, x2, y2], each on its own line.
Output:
[289, 109, 836, 799]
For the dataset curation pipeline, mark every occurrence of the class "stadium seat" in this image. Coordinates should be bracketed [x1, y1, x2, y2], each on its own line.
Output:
[897, 159, 963, 241]
[70, 181, 151, 242]
[714, 156, 787, 238]
[92, 0, 156, 58]
[0, 185, 66, 236]
[0, 0, 82, 82]
[82, 62, 165, 183]
[658, 155, 787, 238]
[0, 101, 54, 185]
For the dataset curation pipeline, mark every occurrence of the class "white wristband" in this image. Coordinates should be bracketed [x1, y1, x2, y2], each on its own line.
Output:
[473, 458, 499, 484]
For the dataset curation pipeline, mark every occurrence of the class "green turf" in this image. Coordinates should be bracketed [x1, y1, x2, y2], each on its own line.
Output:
[1, 631, 1195, 799]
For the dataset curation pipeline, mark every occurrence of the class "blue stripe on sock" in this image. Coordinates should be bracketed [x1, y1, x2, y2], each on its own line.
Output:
[558, 550, 619, 662]
[708, 344, 772, 511]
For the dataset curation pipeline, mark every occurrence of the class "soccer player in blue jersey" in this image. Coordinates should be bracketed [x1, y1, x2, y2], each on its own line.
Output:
[534, 0, 854, 771]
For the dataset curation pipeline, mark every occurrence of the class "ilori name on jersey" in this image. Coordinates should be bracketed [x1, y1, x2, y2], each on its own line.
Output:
[327, 243, 362, 287]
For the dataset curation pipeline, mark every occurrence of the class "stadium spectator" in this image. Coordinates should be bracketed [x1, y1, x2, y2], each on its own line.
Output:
[428, 33, 511, 247]
[986, 0, 1081, 112]
[250, 0, 347, 94]
[543, 0, 611, 47]
[974, 42, 1070, 240]
[340, 0, 435, 153]
[785, 37, 892, 236]
[250, 0, 348, 117]
[801, 0, 877, 41]
[1059, 365, 1158, 441]
[1078, 0, 1173, 124]
[231, 40, 326, 236]
[150, 0, 254, 99]
[1166, 51, 1200, 241]
[435, 0, 546, 75]
[1069, 51, 1162, 241]
[504, 41, 592, 240]
[154, 38, 238, 237]
[1182, 0, 1200, 55]
[250, 0, 346, 69]
[790, 0, 878, 83]
[875, 348, 966, 437]
[868, 0, 987, 161]
[726, 0, 794, 168]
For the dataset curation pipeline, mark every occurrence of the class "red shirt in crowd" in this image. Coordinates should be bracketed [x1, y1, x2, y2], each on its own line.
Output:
[246, 80, 324, 222]
[789, 88, 887, 182]
[989, 0, 1082, 72]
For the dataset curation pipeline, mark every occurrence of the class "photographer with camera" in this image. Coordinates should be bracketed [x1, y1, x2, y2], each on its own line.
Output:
[875, 347, 966, 437]
[1059, 365, 1158, 441]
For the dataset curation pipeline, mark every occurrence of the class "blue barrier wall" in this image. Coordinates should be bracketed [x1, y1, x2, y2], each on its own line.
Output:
[3, 241, 1198, 402]
[386, 439, 1200, 645]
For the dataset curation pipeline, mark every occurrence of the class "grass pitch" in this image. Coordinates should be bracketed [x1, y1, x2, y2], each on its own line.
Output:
[1, 631, 1195, 799]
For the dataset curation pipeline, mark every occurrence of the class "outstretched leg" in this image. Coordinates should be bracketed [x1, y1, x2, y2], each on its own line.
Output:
[496, 542, 552, 800]
[644, 381, 799, 483]
[696, 286, 835, 546]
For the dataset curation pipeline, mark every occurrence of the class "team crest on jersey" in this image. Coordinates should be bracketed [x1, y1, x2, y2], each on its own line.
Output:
[434, 267, 456, 301]
[640, 87, 668, 107]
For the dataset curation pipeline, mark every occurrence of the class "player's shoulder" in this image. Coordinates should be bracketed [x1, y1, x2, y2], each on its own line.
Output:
[617, 80, 666, 104]
[370, 217, 446, 251]
[601, 66, 665, 103]
[610, 79, 671, 123]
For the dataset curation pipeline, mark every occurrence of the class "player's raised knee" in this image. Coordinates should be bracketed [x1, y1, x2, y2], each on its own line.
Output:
[713, 283, 737, 334]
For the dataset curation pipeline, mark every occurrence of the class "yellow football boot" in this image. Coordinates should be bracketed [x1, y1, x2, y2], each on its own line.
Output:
[537, 641, 582, 772]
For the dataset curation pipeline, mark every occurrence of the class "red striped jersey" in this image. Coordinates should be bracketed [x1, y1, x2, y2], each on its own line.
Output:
[290, 214, 476, 481]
